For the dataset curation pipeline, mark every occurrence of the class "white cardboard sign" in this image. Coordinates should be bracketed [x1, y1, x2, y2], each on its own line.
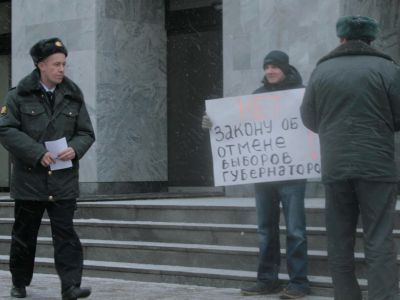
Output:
[205, 88, 321, 186]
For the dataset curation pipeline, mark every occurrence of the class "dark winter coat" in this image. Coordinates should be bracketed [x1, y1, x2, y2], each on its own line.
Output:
[253, 65, 304, 94]
[300, 41, 400, 183]
[0, 70, 95, 200]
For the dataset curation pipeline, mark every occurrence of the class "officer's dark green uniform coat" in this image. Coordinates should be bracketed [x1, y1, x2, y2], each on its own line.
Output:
[300, 41, 400, 182]
[0, 69, 95, 200]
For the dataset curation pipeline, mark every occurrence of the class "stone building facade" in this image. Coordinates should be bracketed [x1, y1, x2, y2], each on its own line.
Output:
[0, 0, 399, 195]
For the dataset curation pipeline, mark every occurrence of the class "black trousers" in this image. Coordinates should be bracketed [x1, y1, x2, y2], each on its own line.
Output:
[325, 180, 399, 300]
[9, 199, 83, 292]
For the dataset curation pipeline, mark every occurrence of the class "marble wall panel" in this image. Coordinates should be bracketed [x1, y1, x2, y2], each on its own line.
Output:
[12, 56, 33, 87]
[80, 143, 98, 182]
[96, 19, 165, 84]
[12, 0, 98, 183]
[95, 59, 167, 181]
[223, 0, 340, 99]
[100, 0, 164, 24]
[67, 50, 97, 182]
[239, 0, 260, 34]
[11, 0, 96, 26]
[14, 19, 96, 57]
[232, 35, 251, 70]
[65, 50, 97, 111]
[223, 0, 242, 36]
[12, 0, 97, 82]
[96, 0, 167, 182]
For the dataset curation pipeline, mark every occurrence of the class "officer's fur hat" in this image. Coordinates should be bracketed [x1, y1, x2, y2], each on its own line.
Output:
[336, 16, 379, 42]
[30, 37, 68, 66]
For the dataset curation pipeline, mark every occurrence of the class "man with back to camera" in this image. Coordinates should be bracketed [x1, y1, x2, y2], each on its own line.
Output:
[203, 50, 310, 299]
[301, 16, 400, 300]
[0, 38, 94, 299]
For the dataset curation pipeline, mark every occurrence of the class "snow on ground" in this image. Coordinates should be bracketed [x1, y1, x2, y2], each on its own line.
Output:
[0, 270, 333, 300]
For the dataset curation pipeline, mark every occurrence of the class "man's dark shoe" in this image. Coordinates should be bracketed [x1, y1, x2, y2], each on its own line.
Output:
[279, 287, 307, 299]
[240, 281, 281, 296]
[10, 286, 26, 298]
[62, 286, 91, 300]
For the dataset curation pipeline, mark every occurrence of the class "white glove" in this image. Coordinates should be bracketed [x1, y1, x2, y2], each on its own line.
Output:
[201, 113, 213, 129]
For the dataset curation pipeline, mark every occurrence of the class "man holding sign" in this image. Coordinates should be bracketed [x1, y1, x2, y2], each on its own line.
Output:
[203, 50, 310, 299]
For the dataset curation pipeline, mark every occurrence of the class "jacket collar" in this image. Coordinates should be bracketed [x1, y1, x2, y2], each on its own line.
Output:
[16, 69, 82, 102]
[261, 65, 303, 90]
[318, 40, 395, 65]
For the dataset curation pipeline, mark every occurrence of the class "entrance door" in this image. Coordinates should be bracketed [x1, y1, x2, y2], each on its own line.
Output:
[167, 4, 222, 187]
[0, 1, 11, 190]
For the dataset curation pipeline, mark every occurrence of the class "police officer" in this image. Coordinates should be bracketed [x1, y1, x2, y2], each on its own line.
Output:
[301, 16, 400, 300]
[0, 38, 94, 299]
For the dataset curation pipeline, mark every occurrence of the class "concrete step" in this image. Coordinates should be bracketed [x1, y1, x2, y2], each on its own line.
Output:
[0, 236, 397, 279]
[77, 198, 257, 224]
[0, 218, 399, 250]
[0, 198, 279, 225]
[0, 254, 362, 297]
[1, 199, 400, 228]
[0, 218, 258, 246]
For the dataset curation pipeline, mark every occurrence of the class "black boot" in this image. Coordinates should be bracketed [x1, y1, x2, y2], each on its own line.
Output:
[62, 286, 91, 300]
[10, 286, 26, 298]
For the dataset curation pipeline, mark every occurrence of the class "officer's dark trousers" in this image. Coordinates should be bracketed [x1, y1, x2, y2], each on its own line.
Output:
[325, 180, 399, 300]
[9, 199, 83, 292]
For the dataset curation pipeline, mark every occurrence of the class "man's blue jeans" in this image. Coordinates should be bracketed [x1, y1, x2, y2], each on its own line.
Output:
[255, 180, 309, 292]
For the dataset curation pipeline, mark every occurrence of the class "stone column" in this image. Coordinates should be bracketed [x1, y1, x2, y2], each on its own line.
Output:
[11, 0, 167, 194]
[95, 0, 167, 194]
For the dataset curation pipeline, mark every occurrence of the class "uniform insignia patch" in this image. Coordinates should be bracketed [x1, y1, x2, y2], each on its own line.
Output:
[55, 41, 63, 47]
[0, 106, 7, 115]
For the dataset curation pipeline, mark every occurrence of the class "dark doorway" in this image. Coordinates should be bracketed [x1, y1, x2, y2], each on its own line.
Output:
[166, 3, 222, 187]
[0, 0, 11, 191]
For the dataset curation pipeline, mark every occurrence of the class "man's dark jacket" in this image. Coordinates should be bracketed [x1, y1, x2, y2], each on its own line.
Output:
[0, 70, 95, 200]
[300, 41, 400, 182]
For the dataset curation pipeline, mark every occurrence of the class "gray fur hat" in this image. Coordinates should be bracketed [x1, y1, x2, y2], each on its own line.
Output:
[336, 15, 379, 41]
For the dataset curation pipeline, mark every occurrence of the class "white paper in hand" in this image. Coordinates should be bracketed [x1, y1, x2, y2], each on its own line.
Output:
[44, 137, 73, 171]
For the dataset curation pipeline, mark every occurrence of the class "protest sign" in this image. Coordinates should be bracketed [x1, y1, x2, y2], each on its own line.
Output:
[205, 88, 321, 186]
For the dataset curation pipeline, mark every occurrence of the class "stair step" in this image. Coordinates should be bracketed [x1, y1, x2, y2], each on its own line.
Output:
[1, 199, 400, 228]
[0, 217, 259, 246]
[1, 236, 397, 279]
[0, 218, 399, 250]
